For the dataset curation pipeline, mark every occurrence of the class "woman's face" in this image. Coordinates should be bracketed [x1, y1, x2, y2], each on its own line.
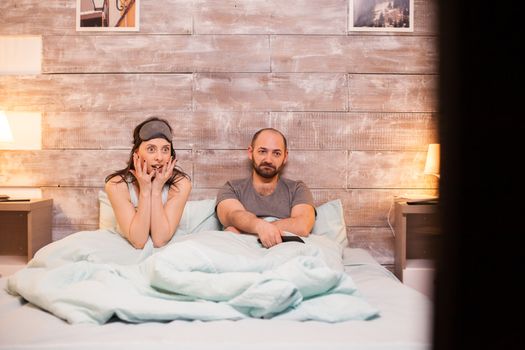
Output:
[135, 138, 172, 173]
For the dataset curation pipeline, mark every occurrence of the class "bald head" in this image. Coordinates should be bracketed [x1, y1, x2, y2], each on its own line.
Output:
[250, 128, 287, 151]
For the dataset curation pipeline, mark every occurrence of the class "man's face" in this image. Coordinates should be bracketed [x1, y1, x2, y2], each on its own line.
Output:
[248, 131, 288, 179]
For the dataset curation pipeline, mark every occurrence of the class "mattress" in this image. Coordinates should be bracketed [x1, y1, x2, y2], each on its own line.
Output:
[0, 247, 432, 350]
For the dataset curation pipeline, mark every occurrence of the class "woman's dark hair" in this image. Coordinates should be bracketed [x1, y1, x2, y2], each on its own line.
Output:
[104, 116, 190, 187]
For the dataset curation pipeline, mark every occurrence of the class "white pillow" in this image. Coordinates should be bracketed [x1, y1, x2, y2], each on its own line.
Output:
[98, 190, 221, 234]
[311, 199, 348, 246]
[99, 191, 347, 245]
[177, 199, 222, 234]
[99, 190, 119, 233]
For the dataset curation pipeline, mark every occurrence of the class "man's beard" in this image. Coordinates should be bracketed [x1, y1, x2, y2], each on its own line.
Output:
[252, 160, 282, 179]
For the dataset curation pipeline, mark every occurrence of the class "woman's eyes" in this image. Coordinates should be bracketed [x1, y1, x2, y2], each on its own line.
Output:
[146, 147, 171, 153]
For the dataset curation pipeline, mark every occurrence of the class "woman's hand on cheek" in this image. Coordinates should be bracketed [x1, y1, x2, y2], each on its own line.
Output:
[130, 153, 154, 190]
[152, 157, 175, 190]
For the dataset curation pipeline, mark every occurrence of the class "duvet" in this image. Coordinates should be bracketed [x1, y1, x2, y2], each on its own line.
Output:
[6, 229, 379, 324]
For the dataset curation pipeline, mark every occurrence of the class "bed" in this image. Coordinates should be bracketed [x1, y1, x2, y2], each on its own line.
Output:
[0, 196, 432, 350]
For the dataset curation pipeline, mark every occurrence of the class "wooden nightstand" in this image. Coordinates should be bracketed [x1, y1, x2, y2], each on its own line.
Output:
[394, 201, 439, 298]
[0, 198, 53, 277]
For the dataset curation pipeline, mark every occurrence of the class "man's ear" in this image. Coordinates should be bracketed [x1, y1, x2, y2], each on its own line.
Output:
[247, 146, 254, 160]
[283, 150, 289, 164]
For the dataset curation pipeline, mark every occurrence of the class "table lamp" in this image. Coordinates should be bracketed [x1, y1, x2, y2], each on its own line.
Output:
[418, 143, 440, 203]
[0, 111, 13, 201]
[402, 143, 440, 204]
[423, 143, 440, 179]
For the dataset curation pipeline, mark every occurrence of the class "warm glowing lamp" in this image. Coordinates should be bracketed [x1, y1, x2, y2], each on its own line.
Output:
[423, 143, 440, 179]
[404, 143, 439, 204]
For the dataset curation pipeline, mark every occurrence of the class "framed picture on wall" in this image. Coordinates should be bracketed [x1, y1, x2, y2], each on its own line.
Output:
[76, 0, 140, 31]
[349, 0, 414, 32]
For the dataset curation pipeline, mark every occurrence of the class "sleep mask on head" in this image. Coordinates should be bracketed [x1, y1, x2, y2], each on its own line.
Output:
[139, 120, 172, 141]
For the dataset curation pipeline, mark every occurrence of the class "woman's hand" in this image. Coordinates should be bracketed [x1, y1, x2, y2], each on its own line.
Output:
[152, 156, 176, 193]
[130, 153, 154, 192]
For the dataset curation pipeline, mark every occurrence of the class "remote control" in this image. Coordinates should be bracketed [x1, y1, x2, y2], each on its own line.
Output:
[257, 236, 305, 244]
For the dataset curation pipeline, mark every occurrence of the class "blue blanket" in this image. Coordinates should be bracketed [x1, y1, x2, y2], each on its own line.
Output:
[6, 230, 379, 324]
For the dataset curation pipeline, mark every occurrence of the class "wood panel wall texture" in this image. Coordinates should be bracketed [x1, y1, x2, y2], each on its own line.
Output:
[0, 0, 439, 265]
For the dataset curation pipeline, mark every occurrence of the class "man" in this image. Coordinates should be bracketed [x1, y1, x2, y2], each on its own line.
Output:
[216, 128, 316, 248]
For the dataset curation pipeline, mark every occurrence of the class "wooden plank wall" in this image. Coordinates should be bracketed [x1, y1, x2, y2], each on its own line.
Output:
[0, 0, 438, 266]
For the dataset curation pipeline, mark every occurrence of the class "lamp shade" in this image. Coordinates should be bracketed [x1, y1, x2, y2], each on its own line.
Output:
[0, 111, 13, 142]
[423, 143, 440, 177]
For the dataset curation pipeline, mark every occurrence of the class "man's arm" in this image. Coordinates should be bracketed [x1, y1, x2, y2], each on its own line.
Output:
[216, 198, 284, 247]
[216, 198, 256, 232]
[271, 203, 315, 237]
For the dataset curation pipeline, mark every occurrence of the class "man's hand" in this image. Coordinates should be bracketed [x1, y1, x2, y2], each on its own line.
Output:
[255, 220, 283, 248]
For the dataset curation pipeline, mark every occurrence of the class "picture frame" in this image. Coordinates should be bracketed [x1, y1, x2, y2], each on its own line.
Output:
[349, 0, 414, 32]
[76, 0, 140, 32]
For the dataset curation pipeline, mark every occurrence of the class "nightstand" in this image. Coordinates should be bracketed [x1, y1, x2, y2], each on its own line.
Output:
[394, 201, 439, 298]
[0, 198, 53, 278]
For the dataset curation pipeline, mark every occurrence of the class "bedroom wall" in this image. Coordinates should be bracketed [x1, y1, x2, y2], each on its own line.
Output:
[0, 0, 438, 266]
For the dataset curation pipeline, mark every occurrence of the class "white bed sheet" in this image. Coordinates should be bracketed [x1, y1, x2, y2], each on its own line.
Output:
[0, 248, 432, 350]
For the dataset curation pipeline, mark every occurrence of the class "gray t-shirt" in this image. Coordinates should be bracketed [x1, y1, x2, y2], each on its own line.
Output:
[216, 177, 315, 219]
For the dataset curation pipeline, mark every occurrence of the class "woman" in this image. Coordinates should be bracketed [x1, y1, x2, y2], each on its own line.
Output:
[105, 117, 191, 249]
